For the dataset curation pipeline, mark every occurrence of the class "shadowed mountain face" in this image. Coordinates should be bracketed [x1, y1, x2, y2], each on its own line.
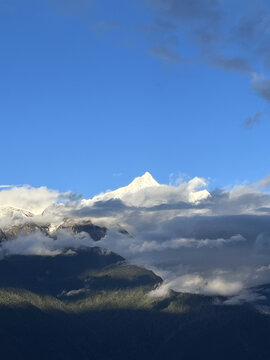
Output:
[57, 218, 107, 241]
[0, 228, 6, 242]
[0, 248, 161, 296]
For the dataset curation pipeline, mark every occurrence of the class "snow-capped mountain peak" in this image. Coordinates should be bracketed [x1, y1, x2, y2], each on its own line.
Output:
[124, 172, 159, 192]
[86, 172, 160, 204]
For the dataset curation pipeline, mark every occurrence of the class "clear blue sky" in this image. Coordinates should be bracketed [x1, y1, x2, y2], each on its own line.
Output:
[0, 0, 269, 196]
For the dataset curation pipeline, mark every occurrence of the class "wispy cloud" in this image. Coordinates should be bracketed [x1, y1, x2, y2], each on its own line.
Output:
[141, 0, 270, 114]
[243, 111, 263, 128]
[209, 55, 252, 74]
[148, 0, 221, 22]
[252, 74, 270, 102]
[148, 45, 185, 64]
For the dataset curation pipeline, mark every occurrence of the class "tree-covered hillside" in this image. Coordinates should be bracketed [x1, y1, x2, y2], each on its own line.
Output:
[0, 248, 270, 359]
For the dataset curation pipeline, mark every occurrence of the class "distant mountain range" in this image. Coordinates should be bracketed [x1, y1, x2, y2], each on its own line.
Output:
[0, 209, 107, 242]
[0, 172, 160, 239]
[0, 171, 209, 242]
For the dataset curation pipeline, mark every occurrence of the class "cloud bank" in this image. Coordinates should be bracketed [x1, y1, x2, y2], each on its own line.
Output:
[1, 173, 270, 298]
[0, 185, 79, 215]
[0, 230, 95, 258]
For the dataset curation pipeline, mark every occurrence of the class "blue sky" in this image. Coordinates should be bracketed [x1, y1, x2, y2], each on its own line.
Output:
[0, 0, 269, 197]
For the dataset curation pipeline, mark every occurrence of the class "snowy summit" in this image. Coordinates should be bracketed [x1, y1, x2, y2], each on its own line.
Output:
[90, 172, 160, 203]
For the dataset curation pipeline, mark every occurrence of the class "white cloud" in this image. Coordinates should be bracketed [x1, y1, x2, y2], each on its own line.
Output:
[101, 231, 246, 255]
[0, 185, 79, 215]
[149, 274, 243, 297]
[0, 185, 60, 214]
[0, 230, 96, 258]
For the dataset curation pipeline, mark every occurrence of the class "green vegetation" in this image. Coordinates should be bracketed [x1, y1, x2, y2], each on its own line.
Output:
[81, 264, 158, 281]
[1, 286, 270, 360]
[0, 288, 66, 311]
[0, 286, 213, 314]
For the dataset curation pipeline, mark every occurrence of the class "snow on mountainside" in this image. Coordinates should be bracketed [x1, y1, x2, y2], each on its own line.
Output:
[0, 207, 34, 229]
[91, 172, 160, 202]
[0, 207, 33, 219]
